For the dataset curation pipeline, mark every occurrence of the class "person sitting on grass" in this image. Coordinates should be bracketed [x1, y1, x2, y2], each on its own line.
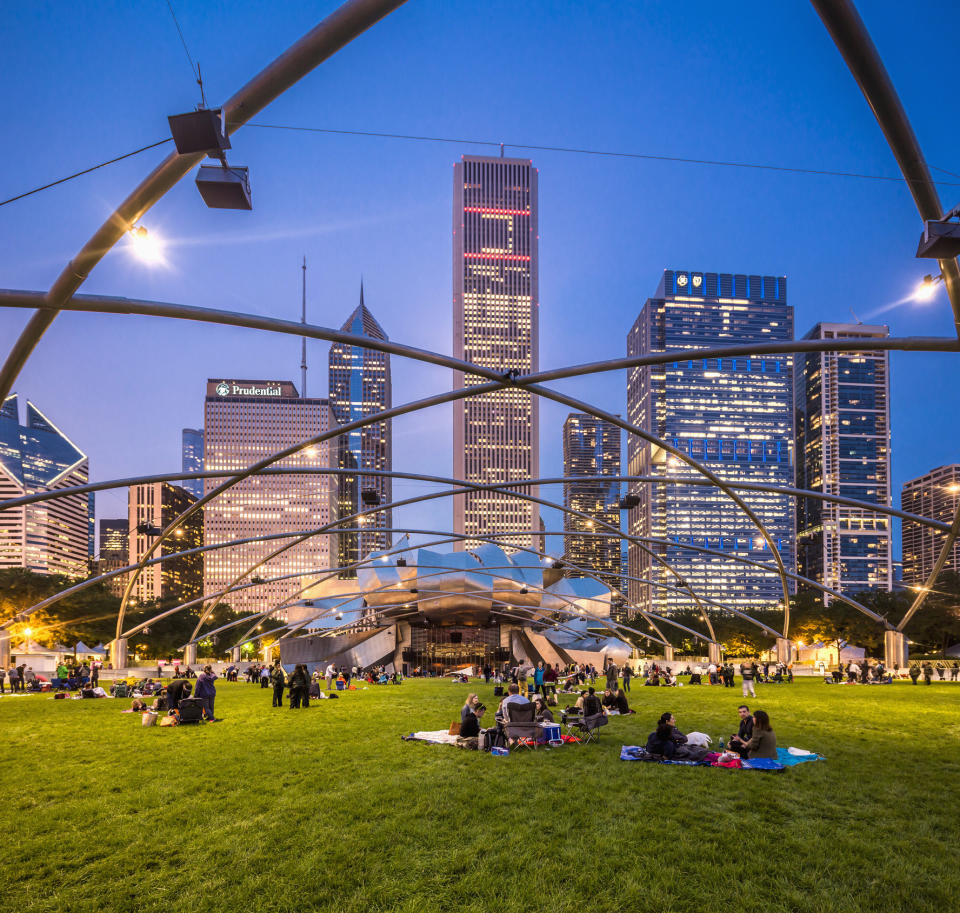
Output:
[738, 709, 777, 759]
[612, 686, 633, 714]
[728, 704, 754, 757]
[459, 701, 485, 738]
[462, 693, 480, 724]
[533, 695, 554, 723]
[601, 688, 617, 711]
[645, 712, 688, 759]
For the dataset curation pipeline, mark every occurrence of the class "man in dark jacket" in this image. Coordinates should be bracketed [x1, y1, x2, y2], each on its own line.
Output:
[166, 677, 192, 710]
[287, 664, 309, 709]
[195, 665, 218, 720]
[909, 664, 921, 684]
[269, 661, 286, 708]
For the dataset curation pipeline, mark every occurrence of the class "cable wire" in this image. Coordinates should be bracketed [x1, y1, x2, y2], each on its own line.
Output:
[246, 121, 960, 188]
[0, 138, 174, 209]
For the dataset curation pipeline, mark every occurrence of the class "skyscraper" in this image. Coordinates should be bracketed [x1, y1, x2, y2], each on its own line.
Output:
[795, 323, 892, 598]
[203, 379, 338, 615]
[562, 413, 622, 591]
[128, 483, 203, 604]
[452, 154, 539, 552]
[98, 518, 129, 596]
[328, 286, 392, 568]
[626, 269, 795, 614]
[181, 428, 204, 499]
[0, 395, 90, 577]
[901, 464, 960, 586]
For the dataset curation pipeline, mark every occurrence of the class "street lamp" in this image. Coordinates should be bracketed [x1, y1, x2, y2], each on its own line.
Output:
[128, 225, 164, 265]
[913, 273, 943, 301]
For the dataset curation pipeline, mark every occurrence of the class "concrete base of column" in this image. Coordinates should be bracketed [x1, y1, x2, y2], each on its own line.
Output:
[776, 638, 793, 664]
[261, 644, 273, 665]
[663, 646, 675, 663]
[707, 642, 722, 665]
[231, 646, 241, 663]
[884, 630, 908, 668]
[109, 638, 128, 670]
[184, 643, 197, 667]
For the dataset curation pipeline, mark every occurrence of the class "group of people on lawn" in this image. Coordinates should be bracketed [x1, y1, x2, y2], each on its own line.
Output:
[645, 704, 776, 761]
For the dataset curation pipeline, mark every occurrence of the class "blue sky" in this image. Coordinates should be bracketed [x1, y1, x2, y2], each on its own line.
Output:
[1, 0, 958, 555]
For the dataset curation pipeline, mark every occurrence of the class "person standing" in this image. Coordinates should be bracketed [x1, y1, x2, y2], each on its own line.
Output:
[936, 662, 946, 681]
[534, 661, 546, 699]
[0, 666, 5, 694]
[605, 662, 618, 691]
[288, 664, 309, 709]
[324, 663, 335, 690]
[621, 663, 632, 693]
[951, 662, 959, 682]
[922, 662, 933, 685]
[91, 662, 99, 688]
[195, 665, 218, 721]
[909, 664, 921, 685]
[740, 660, 756, 698]
[270, 661, 286, 708]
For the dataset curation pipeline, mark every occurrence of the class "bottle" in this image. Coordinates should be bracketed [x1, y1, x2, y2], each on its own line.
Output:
[718, 738, 726, 751]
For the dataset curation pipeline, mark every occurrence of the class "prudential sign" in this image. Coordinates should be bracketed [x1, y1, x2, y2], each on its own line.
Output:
[215, 382, 283, 398]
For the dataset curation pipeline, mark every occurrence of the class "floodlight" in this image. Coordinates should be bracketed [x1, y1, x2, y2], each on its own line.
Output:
[916, 219, 960, 259]
[195, 165, 252, 210]
[168, 108, 230, 156]
[618, 494, 640, 510]
[361, 489, 381, 506]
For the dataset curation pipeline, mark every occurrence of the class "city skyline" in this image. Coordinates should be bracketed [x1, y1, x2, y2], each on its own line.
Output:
[1, 1, 959, 572]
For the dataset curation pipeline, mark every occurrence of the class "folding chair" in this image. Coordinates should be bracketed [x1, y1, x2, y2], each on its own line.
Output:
[502, 701, 540, 750]
[570, 711, 608, 744]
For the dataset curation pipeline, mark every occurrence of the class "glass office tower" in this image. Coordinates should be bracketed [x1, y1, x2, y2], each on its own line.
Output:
[562, 413, 622, 591]
[328, 286, 392, 568]
[0, 395, 90, 577]
[452, 155, 539, 552]
[626, 269, 795, 614]
[795, 323, 892, 598]
[181, 428, 205, 499]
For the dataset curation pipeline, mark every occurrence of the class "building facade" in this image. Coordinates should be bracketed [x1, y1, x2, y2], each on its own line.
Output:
[128, 483, 203, 604]
[0, 395, 90, 577]
[98, 518, 129, 596]
[203, 379, 338, 615]
[181, 428, 205, 499]
[901, 464, 960, 585]
[328, 287, 392, 570]
[452, 155, 539, 552]
[626, 269, 795, 614]
[795, 323, 892, 598]
[562, 413, 622, 591]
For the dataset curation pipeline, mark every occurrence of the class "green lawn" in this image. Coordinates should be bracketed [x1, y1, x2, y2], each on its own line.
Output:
[2, 677, 958, 913]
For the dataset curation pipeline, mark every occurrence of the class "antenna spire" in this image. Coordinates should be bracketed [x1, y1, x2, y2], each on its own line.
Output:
[300, 256, 308, 397]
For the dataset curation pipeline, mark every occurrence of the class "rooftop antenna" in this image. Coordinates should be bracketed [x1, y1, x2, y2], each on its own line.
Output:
[499, 142, 505, 158]
[848, 307, 863, 325]
[300, 256, 308, 397]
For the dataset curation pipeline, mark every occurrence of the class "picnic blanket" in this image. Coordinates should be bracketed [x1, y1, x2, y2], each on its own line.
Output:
[620, 745, 824, 770]
[402, 730, 461, 745]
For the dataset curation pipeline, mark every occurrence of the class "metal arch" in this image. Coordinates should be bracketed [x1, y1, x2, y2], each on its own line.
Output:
[0, 291, 503, 384]
[2, 468, 951, 535]
[182, 469, 711, 644]
[896, 506, 960, 632]
[523, 382, 796, 634]
[180, 460, 735, 645]
[0, 0, 410, 405]
[3, 286, 957, 382]
[810, 0, 960, 334]
[5, 465, 888, 634]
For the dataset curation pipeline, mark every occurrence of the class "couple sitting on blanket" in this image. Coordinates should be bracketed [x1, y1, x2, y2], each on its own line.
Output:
[645, 708, 777, 761]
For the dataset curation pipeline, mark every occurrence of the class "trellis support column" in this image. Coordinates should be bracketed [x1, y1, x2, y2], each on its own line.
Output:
[262, 644, 274, 665]
[707, 642, 722, 665]
[884, 630, 908, 669]
[776, 637, 794, 664]
[232, 647, 242, 663]
[663, 646, 675, 663]
[109, 638, 128, 671]
[0, 632, 10, 669]
[184, 643, 197, 667]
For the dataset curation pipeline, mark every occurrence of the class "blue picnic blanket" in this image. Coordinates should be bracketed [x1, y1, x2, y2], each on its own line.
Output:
[620, 745, 824, 770]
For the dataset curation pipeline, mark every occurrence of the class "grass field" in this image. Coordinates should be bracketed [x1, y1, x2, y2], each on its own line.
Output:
[2, 677, 959, 913]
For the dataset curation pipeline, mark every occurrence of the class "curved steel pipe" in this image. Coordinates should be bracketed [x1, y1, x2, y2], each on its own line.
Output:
[0, 0, 409, 405]
[810, 0, 960, 335]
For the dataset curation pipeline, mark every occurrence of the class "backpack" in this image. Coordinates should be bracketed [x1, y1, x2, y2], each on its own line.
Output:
[546, 694, 558, 706]
[114, 683, 129, 698]
[478, 727, 506, 752]
[493, 685, 504, 696]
